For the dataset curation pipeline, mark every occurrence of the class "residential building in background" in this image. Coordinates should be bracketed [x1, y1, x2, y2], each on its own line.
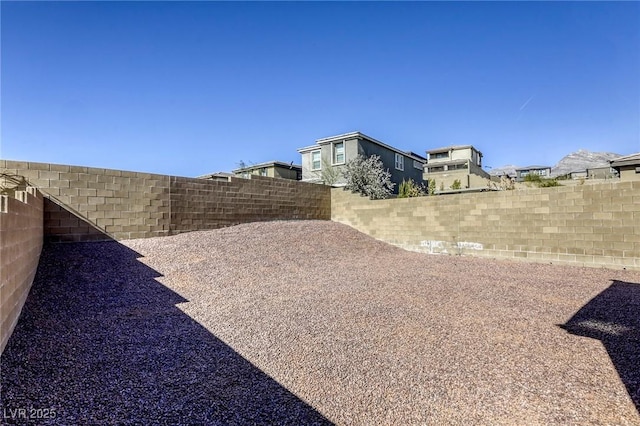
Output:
[423, 145, 490, 190]
[568, 170, 589, 180]
[515, 165, 552, 181]
[297, 132, 426, 192]
[587, 166, 618, 180]
[610, 153, 640, 181]
[231, 161, 302, 180]
[197, 171, 235, 181]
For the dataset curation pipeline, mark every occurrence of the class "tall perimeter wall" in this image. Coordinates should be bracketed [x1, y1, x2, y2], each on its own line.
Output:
[0, 187, 43, 353]
[1, 160, 331, 242]
[332, 182, 640, 270]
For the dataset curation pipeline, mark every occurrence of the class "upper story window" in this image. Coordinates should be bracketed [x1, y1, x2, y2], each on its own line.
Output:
[333, 142, 345, 164]
[449, 163, 468, 171]
[395, 153, 404, 171]
[413, 160, 424, 171]
[311, 150, 321, 171]
[432, 152, 449, 160]
[259, 168, 267, 176]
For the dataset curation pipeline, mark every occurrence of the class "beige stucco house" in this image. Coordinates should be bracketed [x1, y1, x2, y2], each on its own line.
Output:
[610, 153, 640, 181]
[232, 161, 302, 180]
[423, 145, 490, 190]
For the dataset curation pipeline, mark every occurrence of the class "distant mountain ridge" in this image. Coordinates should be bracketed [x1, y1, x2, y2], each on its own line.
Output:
[489, 149, 622, 177]
[551, 149, 621, 177]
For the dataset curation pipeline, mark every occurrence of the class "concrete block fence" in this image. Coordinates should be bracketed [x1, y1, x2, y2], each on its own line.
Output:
[331, 182, 640, 270]
[1, 158, 638, 354]
[0, 186, 43, 353]
[0, 160, 332, 242]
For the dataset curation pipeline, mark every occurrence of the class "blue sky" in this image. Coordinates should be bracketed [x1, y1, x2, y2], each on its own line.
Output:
[2, 1, 639, 176]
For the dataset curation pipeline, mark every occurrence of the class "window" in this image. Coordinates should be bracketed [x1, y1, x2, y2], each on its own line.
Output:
[311, 150, 321, 171]
[432, 152, 449, 159]
[395, 153, 404, 171]
[413, 160, 424, 171]
[429, 166, 445, 173]
[333, 142, 345, 164]
[259, 168, 267, 176]
[531, 169, 548, 176]
[449, 163, 468, 170]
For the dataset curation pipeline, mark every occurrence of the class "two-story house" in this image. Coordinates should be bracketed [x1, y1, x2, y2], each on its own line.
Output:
[297, 132, 426, 192]
[423, 145, 490, 191]
[232, 161, 302, 180]
[515, 165, 552, 181]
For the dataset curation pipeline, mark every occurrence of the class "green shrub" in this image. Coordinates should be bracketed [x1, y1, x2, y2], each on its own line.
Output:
[450, 179, 462, 190]
[524, 174, 561, 187]
[427, 179, 436, 195]
[398, 179, 426, 198]
[538, 178, 561, 187]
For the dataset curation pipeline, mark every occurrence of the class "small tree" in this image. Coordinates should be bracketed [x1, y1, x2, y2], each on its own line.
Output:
[450, 179, 462, 190]
[427, 179, 436, 195]
[343, 154, 395, 200]
[398, 179, 426, 198]
[314, 159, 342, 186]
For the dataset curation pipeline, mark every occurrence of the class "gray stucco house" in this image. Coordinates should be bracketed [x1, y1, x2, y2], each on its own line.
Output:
[297, 132, 426, 192]
[515, 165, 552, 181]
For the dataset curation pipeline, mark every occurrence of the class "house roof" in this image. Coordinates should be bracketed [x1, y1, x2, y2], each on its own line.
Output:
[197, 171, 234, 179]
[515, 165, 552, 171]
[427, 145, 482, 156]
[298, 131, 426, 163]
[610, 152, 640, 168]
[232, 161, 302, 174]
[297, 145, 318, 153]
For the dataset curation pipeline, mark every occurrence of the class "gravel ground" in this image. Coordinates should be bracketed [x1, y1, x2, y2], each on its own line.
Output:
[1, 220, 639, 425]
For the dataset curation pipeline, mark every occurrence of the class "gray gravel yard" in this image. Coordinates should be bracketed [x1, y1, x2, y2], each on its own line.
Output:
[1, 220, 639, 425]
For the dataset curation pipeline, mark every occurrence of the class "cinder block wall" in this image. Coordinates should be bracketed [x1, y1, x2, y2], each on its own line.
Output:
[1, 160, 330, 241]
[170, 175, 331, 234]
[331, 181, 640, 270]
[0, 187, 43, 354]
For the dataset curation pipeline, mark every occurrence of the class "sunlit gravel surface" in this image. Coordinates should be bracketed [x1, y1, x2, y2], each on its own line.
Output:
[2, 220, 639, 425]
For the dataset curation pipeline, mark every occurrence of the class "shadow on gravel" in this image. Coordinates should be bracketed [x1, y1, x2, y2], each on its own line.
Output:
[0, 242, 332, 425]
[560, 280, 640, 414]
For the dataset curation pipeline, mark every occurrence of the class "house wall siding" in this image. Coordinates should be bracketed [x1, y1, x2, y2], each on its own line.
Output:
[331, 181, 640, 270]
[300, 151, 317, 181]
[619, 166, 640, 181]
[358, 140, 425, 188]
[451, 147, 472, 162]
